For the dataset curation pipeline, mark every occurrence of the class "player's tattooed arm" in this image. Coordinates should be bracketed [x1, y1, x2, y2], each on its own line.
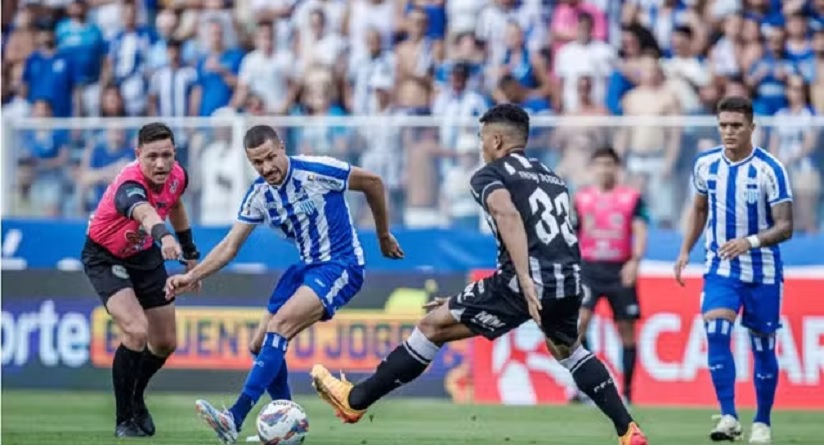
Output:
[757, 201, 794, 247]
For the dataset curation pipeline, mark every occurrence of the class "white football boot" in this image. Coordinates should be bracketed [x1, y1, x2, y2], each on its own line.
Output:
[196, 399, 239, 444]
[748, 422, 771, 444]
[710, 414, 743, 441]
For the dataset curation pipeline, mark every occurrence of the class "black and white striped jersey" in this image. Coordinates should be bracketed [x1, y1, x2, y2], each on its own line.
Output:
[470, 151, 583, 299]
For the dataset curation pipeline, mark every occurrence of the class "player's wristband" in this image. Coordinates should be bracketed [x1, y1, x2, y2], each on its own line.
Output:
[746, 235, 761, 249]
[176, 228, 200, 261]
[150, 223, 172, 242]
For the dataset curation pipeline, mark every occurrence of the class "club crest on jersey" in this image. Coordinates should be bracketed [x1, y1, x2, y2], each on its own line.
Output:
[295, 198, 317, 215]
[745, 181, 760, 204]
[169, 178, 179, 194]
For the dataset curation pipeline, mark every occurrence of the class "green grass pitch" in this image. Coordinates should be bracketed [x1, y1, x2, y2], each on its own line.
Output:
[2, 390, 822, 444]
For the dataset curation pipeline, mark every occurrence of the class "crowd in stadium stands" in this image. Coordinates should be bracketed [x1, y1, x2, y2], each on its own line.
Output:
[1, 0, 823, 233]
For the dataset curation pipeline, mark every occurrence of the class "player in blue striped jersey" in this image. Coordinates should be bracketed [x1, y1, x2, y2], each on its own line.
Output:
[674, 96, 793, 445]
[165, 125, 404, 444]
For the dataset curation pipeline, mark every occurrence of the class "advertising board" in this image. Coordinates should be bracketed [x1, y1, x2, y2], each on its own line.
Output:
[1, 270, 470, 398]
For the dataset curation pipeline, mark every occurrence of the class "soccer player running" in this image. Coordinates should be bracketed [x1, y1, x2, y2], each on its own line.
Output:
[675, 96, 793, 445]
[81, 123, 200, 437]
[164, 125, 403, 444]
[575, 147, 649, 404]
[311, 104, 648, 445]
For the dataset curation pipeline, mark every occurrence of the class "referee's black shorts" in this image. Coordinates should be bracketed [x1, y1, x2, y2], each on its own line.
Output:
[81, 238, 173, 310]
[580, 261, 640, 321]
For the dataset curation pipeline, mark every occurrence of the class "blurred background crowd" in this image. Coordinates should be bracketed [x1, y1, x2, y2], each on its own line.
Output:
[2, 0, 823, 233]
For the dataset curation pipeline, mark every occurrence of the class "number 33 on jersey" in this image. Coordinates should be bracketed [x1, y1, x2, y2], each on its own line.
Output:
[470, 151, 582, 298]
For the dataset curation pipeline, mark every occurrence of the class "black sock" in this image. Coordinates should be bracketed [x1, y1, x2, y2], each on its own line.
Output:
[113, 344, 143, 424]
[133, 349, 168, 413]
[348, 328, 441, 410]
[622, 345, 637, 402]
[562, 346, 633, 436]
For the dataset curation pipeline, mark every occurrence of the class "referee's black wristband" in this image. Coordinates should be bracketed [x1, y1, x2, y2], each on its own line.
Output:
[176, 228, 200, 260]
[150, 223, 172, 242]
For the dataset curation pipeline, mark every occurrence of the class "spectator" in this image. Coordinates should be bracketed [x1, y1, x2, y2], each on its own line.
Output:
[79, 127, 134, 211]
[550, 0, 607, 54]
[810, 30, 824, 112]
[785, 12, 813, 62]
[770, 75, 820, 233]
[11, 158, 48, 217]
[148, 9, 197, 73]
[22, 25, 74, 118]
[494, 22, 550, 99]
[746, 26, 796, 115]
[104, 0, 154, 116]
[191, 19, 244, 117]
[294, 0, 347, 38]
[739, 14, 766, 74]
[709, 12, 743, 79]
[196, 0, 240, 53]
[553, 75, 610, 190]
[198, 108, 255, 225]
[2, 65, 31, 120]
[295, 65, 349, 156]
[345, 0, 398, 68]
[555, 11, 615, 113]
[496, 74, 552, 115]
[149, 39, 198, 117]
[346, 28, 394, 115]
[605, 24, 655, 115]
[440, 133, 481, 229]
[248, 0, 298, 51]
[477, 0, 546, 66]
[622, 0, 690, 57]
[233, 21, 294, 114]
[616, 55, 681, 228]
[432, 61, 487, 155]
[396, 8, 442, 85]
[661, 25, 710, 113]
[4, 6, 36, 70]
[403, 0, 447, 41]
[446, 0, 488, 36]
[356, 72, 406, 226]
[434, 32, 485, 94]
[55, 0, 106, 117]
[296, 9, 348, 76]
[20, 100, 70, 217]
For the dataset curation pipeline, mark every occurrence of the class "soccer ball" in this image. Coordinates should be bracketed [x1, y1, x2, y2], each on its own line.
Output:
[256, 400, 309, 445]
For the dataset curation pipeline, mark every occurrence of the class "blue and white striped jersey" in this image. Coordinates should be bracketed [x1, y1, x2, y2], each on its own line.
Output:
[692, 146, 793, 284]
[237, 155, 365, 266]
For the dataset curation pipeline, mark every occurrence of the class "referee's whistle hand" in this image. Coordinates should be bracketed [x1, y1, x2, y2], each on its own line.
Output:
[161, 236, 182, 260]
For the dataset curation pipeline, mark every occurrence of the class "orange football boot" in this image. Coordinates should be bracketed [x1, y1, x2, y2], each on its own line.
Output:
[619, 422, 649, 445]
[310, 364, 366, 424]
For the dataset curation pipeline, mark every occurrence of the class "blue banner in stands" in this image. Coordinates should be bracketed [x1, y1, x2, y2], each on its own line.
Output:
[1, 219, 822, 271]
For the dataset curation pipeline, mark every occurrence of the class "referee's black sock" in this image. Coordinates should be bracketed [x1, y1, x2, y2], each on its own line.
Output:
[562, 345, 634, 436]
[133, 348, 168, 412]
[113, 344, 143, 424]
[348, 328, 441, 410]
[622, 345, 637, 402]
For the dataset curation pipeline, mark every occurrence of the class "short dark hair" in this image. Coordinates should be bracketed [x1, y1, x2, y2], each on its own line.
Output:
[673, 25, 692, 38]
[479, 104, 530, 140]
[591, 146, 621, 163]
[138, 122, 174, 147]
[716, 96, 754, 122]
[577, 11, 593, 26]
[244, 125, 280, 149]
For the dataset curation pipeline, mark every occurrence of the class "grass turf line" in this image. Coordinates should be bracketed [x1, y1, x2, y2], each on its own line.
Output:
[1, 390, 822, 444]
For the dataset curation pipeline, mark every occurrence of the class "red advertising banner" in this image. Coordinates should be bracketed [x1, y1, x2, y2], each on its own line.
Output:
[470, 266, 824, 408]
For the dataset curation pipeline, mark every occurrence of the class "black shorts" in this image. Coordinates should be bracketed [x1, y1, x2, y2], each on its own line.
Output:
[581, 261, 640, 321]
[81, 238, 173, 310]
[447, 272, 581, 347]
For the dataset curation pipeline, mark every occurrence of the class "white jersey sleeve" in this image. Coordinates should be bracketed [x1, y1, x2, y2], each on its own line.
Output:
[236, 181, 266, 224]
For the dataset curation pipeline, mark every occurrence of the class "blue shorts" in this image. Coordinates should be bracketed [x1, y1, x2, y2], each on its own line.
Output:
[268, 261, 365, 321]
[701, 274, 783, 334]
